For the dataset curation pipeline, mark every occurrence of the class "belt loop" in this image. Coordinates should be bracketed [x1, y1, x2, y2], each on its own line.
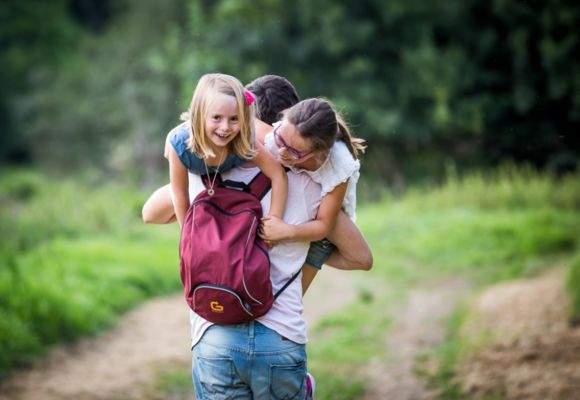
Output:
[249, 321, 255, 339]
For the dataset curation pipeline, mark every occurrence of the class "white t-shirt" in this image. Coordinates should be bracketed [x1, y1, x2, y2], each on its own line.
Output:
[265, 129, 360, 221]
[188, 165, 322, 346]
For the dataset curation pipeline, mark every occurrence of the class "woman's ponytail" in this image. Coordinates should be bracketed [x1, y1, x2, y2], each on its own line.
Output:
[336, 114, 366, 159]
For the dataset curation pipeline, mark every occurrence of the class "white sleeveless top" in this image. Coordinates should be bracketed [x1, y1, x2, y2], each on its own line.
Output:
[265, 131, 360, 221]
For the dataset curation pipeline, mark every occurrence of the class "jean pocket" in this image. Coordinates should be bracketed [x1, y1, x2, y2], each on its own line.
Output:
[269, 361, 306, 400]
[196, 356, 236, 399]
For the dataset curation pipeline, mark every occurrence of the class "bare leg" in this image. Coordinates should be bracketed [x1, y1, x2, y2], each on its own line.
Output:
[301, 212, 372, 295]
[301, 264, 319, 295]
[325, 211, 373, 270]
[142, 184, 176, 224]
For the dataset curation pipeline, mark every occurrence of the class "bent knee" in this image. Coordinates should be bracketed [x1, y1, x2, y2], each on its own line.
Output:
[354, 251, 373, 271]
[357, 253, 373, 271]
[363, 253, 373, 270]
[141, 208, 153, 224]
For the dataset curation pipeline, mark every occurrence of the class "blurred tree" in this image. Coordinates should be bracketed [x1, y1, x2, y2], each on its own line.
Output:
[1, 0, 578, 184]
[184, 0, 579, 179]
[462, 0, 580, 173]
[5, 0, 196, 183]
[0, 0, 83, 163]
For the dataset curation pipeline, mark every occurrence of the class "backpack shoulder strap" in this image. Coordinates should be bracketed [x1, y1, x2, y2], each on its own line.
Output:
[247, 172, 272, 200]
[273, 267, 302, 300]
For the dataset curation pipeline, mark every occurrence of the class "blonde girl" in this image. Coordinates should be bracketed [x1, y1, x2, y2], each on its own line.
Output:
[167, 73, 287, 226]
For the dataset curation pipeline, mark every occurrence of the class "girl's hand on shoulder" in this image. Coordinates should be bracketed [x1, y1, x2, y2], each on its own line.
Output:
[259, 215, 295, 242]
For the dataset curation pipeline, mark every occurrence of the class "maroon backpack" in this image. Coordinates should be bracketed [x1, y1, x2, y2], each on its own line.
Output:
[179, 172, 297, 324]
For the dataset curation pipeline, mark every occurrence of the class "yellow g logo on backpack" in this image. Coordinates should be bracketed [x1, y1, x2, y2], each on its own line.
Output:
[210, 301, 224, 313]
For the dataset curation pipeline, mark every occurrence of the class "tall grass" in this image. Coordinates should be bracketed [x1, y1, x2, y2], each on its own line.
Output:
[2, 166, 579, 398]
[148, 165, 579, 399]
[362, 164, 579, 285]
[307, 165, 580, 399]
[567, 255, 580, 323]
[0, 170, 179, 376]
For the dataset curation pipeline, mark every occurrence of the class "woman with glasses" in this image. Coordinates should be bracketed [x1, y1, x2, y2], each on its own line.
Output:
[259, 98, 367, 293]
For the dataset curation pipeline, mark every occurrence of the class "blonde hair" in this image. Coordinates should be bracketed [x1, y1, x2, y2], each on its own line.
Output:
[181, 73, 257, 160]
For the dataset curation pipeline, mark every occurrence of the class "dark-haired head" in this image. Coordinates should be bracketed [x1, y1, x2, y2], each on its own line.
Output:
[245, 75, 300, 125]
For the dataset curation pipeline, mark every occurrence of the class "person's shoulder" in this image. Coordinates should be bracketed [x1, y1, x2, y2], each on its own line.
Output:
[168, 122, 191, 154]
[329, 141, 359, 172]
[164, 122, 188, 159]
[331, 140, 353, 160]
[254, 119, 273, 144]
[168, 122, 189, 142]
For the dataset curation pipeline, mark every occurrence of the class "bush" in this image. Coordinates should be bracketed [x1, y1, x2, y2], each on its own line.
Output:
[566, 255, 580, 324]
[0, 170, 179, 376]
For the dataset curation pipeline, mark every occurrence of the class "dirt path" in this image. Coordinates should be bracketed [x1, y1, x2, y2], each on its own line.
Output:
[0, 295, 192, 400]
[0, 270, 363, 400]
[360, 278, 470, 400]
[458, 268, 580, 400]
[0, 267, 475, 400]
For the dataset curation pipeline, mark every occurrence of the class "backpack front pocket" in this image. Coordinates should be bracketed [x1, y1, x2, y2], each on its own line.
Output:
[193, 285, 255, 324]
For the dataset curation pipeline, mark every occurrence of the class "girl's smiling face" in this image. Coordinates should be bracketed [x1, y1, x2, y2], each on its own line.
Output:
[204, 93, 241, 150]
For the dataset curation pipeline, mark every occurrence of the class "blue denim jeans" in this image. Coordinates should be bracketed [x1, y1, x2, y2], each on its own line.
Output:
[305, 238, 336, 269]
[192, 321, 307, 399]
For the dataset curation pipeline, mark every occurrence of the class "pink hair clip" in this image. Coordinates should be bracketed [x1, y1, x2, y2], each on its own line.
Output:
[244, 90, 255, 106]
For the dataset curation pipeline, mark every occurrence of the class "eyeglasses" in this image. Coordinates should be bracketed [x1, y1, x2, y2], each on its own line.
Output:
[273, 125, 314, 160]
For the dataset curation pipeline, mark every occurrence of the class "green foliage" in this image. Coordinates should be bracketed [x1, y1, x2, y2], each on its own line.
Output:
[0, 0, 84, 161]
[2, 0, 579, 183]
[154, 369, 195, 399]
[420, 163, 580, 210]
[141, 164, 574, 398]
[2, 165, 578, 397]
[566, 255, 580, 324]
[181, 0, 579, 175]
[0, 170, 179, 375]
[302, 166, 580, 399]
[361, 166, 580, 285]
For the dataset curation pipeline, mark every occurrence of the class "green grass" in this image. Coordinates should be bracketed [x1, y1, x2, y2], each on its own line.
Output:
[306, 288, 394, 399]
[153, 369, 196, 399]
[2, 166, 579, 398]
[566, 255, 580, 324]
[305, 165, 580, 399]
[147, 165, 580, 399]
[0, 169, 180, 376]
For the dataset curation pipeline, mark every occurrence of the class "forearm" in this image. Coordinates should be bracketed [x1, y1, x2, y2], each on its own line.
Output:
[173, 197, 189, 227]
[254, 141, 288, 218]
[291, 183, 345, 242]
[168, 146, 189, 227]
[286, 219, 331, 242]
[267, 169, 288, 218]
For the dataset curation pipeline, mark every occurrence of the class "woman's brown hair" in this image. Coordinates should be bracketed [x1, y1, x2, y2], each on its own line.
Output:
[283, 98, 366, 159]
